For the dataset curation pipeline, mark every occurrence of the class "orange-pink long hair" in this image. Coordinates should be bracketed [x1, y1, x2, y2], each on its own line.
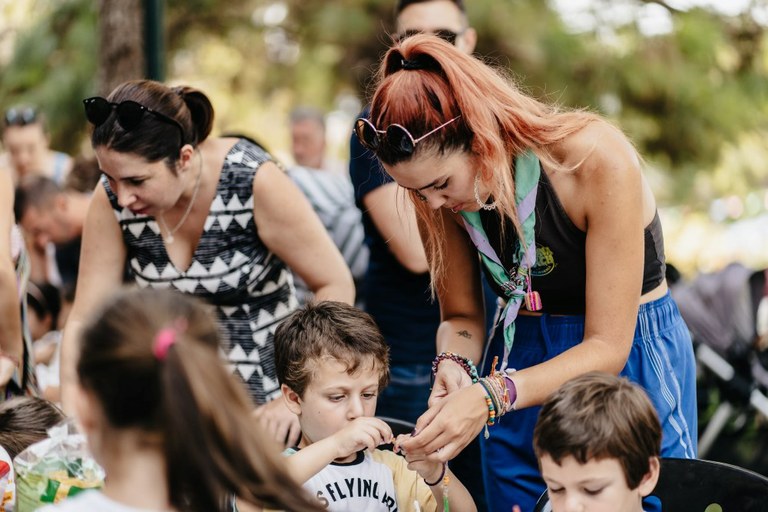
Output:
[369, 34, 603, 293]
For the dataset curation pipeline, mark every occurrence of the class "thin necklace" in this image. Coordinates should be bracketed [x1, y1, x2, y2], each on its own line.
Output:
[160, 151, 203, 244]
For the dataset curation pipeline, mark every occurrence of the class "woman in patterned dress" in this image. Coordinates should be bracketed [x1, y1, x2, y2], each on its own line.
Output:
[60, 80, 354, 444]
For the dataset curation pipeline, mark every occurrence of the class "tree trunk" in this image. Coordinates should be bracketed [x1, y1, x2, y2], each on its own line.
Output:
[97, 0, 144, 96]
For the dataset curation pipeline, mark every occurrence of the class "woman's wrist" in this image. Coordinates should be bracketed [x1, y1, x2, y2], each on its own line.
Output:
[432, 352, 478, 383]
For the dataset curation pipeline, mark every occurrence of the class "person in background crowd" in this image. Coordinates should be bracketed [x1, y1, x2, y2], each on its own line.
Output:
[289, 106, 329, 171]
[0, 169, 35, 399]
[1, 106, 72, 186]
[15, 176, 90, 288]
[60, 80, 354, 447]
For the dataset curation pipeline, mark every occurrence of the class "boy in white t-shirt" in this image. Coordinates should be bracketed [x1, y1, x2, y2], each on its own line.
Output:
[274, 301, 476, 512]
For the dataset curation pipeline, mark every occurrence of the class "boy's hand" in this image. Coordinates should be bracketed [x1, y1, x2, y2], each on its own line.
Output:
[331, 417, 393, 460]
[402, 447, 443, 483]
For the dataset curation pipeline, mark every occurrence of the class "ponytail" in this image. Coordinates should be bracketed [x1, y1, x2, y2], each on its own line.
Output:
[369, 35, 603, 292]
[78, 289, 321, 512]
[161, 337, 320, 511]
[172, 86, 214, 145]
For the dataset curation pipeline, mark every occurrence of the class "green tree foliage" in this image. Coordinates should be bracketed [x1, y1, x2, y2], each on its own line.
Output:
[2, 0, 766, 204]
[0, 0, 96, 154]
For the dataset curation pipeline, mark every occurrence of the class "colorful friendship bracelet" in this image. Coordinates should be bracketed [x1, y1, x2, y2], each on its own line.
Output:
[477, 357, 519, 438]
[432, 351, 479, 383]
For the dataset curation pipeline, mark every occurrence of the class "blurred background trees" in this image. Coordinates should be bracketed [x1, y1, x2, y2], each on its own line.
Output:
[1, 0, 767, 270]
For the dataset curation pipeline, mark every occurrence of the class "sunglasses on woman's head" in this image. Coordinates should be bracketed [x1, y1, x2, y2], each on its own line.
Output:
[4, 107, 38, 127]
[83, 97, 185, 142]
[355, 115, 461, 158]
[395, 28, 465, 46]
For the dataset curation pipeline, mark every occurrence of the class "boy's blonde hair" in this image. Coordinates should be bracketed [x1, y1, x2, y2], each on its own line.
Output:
[274, 301, 390, 397]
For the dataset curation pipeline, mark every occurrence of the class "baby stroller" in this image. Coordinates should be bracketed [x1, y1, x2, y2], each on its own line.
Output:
[669, 262, 768, 471]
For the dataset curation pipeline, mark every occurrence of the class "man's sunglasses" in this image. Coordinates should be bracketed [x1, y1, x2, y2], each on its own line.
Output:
[355, 115, 460, 157]
[395, 28, 465, 46]
[4, 107, 38, 127]
[83, 96, 185, 142]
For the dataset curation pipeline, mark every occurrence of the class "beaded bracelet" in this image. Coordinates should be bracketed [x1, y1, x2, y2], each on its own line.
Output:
[478, 380, 497, 439]
[432, 352, 479, 383]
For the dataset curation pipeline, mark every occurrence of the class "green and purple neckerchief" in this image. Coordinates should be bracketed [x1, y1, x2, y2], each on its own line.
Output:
[459, 150, 541, 371]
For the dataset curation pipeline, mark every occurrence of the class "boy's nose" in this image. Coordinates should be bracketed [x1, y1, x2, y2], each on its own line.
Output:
[347, 396, 364, 420]
[563, 494, 585, 512]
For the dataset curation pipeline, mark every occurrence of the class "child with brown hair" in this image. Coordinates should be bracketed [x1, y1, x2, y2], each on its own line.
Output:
[533, 372, 662, 512]
[274, 301, 476, 511]
[40, 288, 321, 512]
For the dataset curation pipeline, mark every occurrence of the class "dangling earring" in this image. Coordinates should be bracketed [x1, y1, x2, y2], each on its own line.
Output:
[474, 174, 497, 211]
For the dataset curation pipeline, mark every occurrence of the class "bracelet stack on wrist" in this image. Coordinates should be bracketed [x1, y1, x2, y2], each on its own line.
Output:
[477, 356, 517, 439]
[432, 352, 479, 383]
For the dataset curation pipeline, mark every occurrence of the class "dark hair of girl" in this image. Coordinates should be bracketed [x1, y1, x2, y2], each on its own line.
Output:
[77, 288, 321, 512]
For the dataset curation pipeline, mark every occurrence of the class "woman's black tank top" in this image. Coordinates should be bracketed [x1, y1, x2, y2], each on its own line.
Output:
[479, 167, 666, 314]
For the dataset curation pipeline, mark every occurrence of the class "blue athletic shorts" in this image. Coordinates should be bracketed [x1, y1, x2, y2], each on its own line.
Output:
[479, 292, 697, 512]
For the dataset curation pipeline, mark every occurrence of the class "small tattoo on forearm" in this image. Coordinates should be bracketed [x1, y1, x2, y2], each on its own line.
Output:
[457, 330, 472, 339]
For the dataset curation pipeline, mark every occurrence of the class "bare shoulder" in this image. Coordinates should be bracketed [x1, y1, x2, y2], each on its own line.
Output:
[251, 161, 285, 193]
[545, 120, 645, 228]
[556, 120, 641, 178]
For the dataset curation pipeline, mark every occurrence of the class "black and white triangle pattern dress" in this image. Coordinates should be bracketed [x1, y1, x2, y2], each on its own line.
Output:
[103, 139, 298, 404]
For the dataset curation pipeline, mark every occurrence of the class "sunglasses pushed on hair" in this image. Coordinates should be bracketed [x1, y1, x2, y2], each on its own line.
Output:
[354, 115, 460, 158]
[4, 107, 38, 127]
[395, 28, 465, 46]
[83, 97, 185, 142]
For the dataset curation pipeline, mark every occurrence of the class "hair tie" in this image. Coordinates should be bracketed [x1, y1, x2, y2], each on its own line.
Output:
[153, 318, 187, 360]
[400, 58, 426, 70]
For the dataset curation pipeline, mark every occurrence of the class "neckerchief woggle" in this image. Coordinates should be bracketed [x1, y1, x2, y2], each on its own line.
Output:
[459, 150, 540, 371]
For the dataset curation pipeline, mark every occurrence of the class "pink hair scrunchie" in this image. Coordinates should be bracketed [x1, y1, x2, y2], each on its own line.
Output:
[152, 319, 188, 360]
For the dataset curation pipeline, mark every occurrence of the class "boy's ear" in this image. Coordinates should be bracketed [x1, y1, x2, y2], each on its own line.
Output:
[281, 384, 302, 416]
[637, 456, 661, 497]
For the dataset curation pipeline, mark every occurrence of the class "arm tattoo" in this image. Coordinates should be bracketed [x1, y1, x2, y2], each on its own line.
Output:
[457, 330, 472, 339]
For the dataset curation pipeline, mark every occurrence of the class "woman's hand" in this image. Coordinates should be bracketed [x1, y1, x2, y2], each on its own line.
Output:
[253, 397, 302, 448]
[399, 383, 488, 462]
[428, 359, 475, 407]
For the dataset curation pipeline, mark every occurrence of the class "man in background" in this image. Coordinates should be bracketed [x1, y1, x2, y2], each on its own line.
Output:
[289, 106, 329, 171]
[14, 176, 90, 289]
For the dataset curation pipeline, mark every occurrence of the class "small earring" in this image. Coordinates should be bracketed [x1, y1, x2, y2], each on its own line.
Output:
[474, 175, 497, 211]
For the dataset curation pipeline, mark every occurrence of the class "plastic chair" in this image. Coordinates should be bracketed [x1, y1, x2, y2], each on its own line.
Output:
[533, 457, 768, 511]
